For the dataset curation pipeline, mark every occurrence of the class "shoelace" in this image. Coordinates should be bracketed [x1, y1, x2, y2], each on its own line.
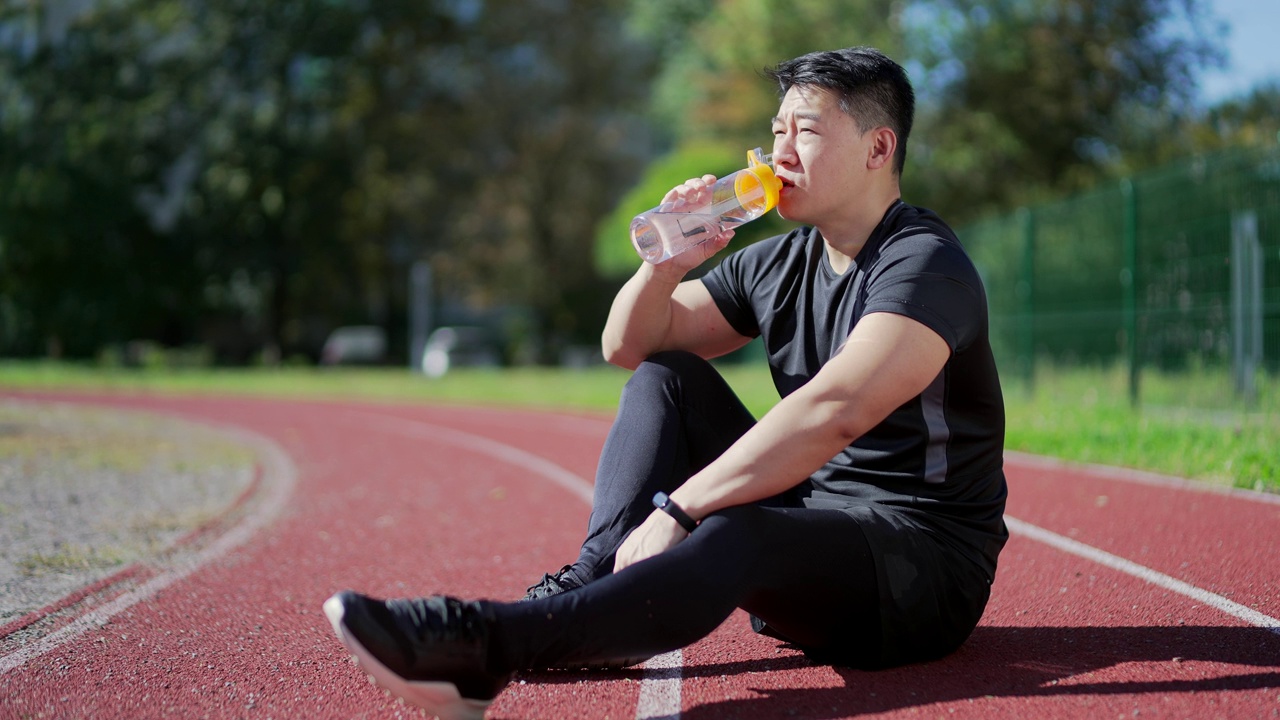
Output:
[524, 565, 574, 599]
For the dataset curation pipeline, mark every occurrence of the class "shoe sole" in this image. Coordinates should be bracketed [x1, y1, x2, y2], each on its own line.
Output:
[323, 594, 493, 720]
[550, 656, 651, 671]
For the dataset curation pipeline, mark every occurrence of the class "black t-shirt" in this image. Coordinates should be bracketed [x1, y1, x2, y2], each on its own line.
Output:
[702, 200, 1007, 578]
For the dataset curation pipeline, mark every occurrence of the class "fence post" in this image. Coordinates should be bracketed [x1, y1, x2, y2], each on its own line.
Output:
[409, 261, 434, 373]
[1230, 210, 1262, 406]
[1018, 207, 1035, 393]
[1121, 179, 1139, 407]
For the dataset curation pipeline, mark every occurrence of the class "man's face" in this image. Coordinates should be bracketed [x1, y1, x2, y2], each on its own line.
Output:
[770, 85, 873, 227]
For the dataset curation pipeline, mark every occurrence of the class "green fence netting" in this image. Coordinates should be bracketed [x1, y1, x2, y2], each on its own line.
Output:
[960, 146, 1280, 410]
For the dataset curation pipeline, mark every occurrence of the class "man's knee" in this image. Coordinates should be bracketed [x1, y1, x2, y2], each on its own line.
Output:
[622, 350, 715, 401]
[633, 350, 713, 381]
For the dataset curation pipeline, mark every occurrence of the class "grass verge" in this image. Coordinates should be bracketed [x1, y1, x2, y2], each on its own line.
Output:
[1, 360, 1275, 493]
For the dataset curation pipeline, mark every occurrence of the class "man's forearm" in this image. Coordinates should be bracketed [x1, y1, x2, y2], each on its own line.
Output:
[667, 380, 862, 521]
[601, 263, 685, 369]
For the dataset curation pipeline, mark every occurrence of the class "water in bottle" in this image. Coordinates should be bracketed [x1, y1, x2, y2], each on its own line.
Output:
[630, 148, 782, 264]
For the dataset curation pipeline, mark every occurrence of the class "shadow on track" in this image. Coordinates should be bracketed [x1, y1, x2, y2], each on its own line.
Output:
[514, 625, 1280, 719]
[687, 625, 1280, 719]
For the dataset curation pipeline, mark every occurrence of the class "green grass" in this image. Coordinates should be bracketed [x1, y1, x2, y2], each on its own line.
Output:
[2, 359, 1276, 493]
[0, 360, 636, 409]
[17, 545, 128, 575]
[1004, 365, 1279, 493]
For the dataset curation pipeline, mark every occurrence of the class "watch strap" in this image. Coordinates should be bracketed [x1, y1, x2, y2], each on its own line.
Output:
[652, 491, 698, 533]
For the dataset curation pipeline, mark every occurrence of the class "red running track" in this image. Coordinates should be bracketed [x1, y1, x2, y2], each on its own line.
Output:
[1, 392, 1277, 719]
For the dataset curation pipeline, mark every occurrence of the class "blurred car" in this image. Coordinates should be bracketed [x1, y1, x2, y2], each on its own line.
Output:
[321, 325, 387, 365]
[421, 326, 501, 378]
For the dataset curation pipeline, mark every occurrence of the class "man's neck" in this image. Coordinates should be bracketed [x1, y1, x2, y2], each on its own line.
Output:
[819, 189, 902, 275]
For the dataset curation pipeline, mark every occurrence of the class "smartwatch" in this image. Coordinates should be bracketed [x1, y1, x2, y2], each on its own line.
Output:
[652, 491, 698, 533]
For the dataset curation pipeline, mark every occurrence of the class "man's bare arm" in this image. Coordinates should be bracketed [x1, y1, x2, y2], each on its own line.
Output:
[601, 174, 752, 370]
[602, 269, 751, 369]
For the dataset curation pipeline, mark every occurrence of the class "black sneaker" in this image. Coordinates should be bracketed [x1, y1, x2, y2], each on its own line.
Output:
[521, 564, 584, 602]
[323, 590, 512, 720]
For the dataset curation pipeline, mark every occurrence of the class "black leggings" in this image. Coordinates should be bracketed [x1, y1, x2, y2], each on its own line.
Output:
[487, 352, 883, 671]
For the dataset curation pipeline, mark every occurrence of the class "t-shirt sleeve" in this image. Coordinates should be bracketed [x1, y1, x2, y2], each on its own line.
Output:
[862, 233, 986, 352]
[700, 239, 779, 339]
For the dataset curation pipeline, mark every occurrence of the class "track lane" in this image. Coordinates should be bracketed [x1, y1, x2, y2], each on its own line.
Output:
[1, 392, 1277, 719]
[0, 395, 645, 719]
[675, 529, 1280, 719]
[1002, 455, 1280, 619]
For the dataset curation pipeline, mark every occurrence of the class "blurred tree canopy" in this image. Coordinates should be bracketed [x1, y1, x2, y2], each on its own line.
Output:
[0, 0, 1245, 364]
[1, 0, 652, 362]
[1186, 82, 1280, 153]
[903, 0, 1223, 224]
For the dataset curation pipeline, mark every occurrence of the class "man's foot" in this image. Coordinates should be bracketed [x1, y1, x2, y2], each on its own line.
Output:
[521, 564, 585, 601]
[323, 590, 512, 720]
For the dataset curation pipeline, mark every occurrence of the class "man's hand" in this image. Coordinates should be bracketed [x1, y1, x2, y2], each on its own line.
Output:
[614, 510, 690, 573]
[658, 174, 734, 276]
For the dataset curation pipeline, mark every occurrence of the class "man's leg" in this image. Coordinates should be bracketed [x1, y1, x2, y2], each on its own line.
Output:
[325, 506, 889, 714]
[494, 504, 882, 671]
[528, 350, 757, 597]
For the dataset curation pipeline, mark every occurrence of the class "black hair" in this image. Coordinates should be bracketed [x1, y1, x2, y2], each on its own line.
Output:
[765, 47, 915, 175]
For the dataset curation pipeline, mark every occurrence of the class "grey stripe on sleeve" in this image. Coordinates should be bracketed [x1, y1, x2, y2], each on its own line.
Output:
[922, 372, 950, 484]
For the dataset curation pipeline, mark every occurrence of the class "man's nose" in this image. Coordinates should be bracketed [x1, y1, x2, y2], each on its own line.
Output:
[772, 134, 797, 166]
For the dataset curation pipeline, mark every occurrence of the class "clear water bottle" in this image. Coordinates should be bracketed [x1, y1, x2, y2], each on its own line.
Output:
[630, 147, 782, 264]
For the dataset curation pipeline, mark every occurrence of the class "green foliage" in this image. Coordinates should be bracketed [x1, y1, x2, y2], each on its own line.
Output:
[624, 0, 1227, 234]
[905, 0, 1224, 224]
[0, 0, 206, 356]
[0, 0, 653, 363]
[633, 0, 906, 149]
[449, 0, 657, 358]
[1188, 83, 1280, 153]
[1, 0, 1266, 375]
[1004, 365, 1280, 493]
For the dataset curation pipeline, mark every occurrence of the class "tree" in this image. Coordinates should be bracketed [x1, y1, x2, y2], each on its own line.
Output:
[435, 0, 657, 361]
[181, 0, 485, 362]
[1189, 82, 1280, 152]
[905, 0, 1224, 224]
[635, 0, 906, 150]
[1, 0, 654, 363]
[0, 0, 206, 357]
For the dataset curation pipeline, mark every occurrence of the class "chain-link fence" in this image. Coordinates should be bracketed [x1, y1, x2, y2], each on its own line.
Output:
[961, 146, 1280, 411]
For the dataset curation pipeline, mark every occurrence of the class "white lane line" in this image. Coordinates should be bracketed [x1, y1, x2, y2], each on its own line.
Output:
[349, 410, 684, 720]
[1007, 515, 1280, 635]
[0, 424, 297, 675]
[347, 410, 594, 505]
[635, 650, 683, 720]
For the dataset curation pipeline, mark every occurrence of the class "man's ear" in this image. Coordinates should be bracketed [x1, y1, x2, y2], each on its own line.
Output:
[866, 127, 897, 170]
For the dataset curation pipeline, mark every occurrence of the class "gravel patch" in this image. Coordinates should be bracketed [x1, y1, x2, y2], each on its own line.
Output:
[0, 399, 255, 622]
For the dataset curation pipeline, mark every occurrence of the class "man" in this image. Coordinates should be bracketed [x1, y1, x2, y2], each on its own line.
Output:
[323, 46, 1007, 719]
